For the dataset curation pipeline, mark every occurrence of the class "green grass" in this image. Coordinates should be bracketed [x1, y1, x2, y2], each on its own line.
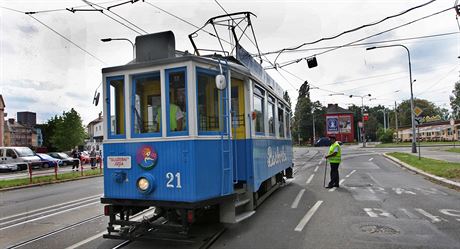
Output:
[376, 141, 458, 148]
[447, 148, 460, 153]
[388, 152, 460, 180]
[0, 169, 103, 189]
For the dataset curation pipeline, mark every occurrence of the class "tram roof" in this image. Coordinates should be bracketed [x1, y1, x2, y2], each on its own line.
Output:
[102, 52, 290, 108]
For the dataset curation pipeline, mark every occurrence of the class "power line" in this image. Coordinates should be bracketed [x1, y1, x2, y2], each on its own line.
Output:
[26, 14, 106, 64]
[417, 65, 459, 96]
[1, 0, 125, 14]
[259, 31, 459, 57]
[274, 6, 455, 69]
[272, 0, 438, 64]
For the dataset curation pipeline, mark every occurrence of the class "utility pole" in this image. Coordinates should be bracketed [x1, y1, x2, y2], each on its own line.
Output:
[395, 101, 399, 143]
[312, 109, 316, 143]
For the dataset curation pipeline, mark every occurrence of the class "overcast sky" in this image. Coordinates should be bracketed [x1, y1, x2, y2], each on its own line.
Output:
[1, 0, 459, 124]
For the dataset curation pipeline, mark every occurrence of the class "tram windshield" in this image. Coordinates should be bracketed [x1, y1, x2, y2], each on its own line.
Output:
[197, 69, 223, 133]
[167, 69, 187, 133]
[133, 72, 161, 134]
[108, 77, 125, 137]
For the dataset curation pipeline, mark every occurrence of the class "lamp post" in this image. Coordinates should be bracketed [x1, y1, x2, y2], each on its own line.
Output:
[350, 94, 371, 147]
[378, 109, 387, 132]
[101, 38, 135, 59]
[367, 44, 417, 153]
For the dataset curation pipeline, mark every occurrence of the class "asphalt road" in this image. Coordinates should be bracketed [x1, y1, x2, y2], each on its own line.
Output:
[1, 146, 459, 249]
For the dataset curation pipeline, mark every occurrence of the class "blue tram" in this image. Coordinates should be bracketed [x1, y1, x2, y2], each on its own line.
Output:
[101, 30, 293, 239]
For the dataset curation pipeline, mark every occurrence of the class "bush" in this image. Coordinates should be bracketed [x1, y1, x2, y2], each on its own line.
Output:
[377, 128, 394, 143]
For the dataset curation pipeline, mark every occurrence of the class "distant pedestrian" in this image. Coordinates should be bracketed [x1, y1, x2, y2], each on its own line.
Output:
[72, 149, 80, 171]
[325, 136, 342, 188]
[90, 148, 97, 169]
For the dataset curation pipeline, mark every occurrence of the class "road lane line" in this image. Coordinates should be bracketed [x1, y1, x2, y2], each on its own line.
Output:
[314, 166, 319, 172]
[0, 194, 101, 222]
[415, 208, 446, 223]
[0, 201, 99, 231]
[329, 179, 345, 192]
[306, 174, 314, 185]
[400, 208, 418, 219]
[291, 189, 306, 208]
[369, 158, 374, 161]
[294, 200, 323, 232]
[345, 170, 356, 178]
[318, 158, 324, 165]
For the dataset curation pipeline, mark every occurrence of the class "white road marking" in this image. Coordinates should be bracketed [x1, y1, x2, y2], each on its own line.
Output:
[345, 170, 356, 178]
[0, 201, 99, 231]
[329, 179, 345, 192]
[414, 187, 448, 196]
[368, 158, 374, 161]
[393, 188, 416, 195]
[0, 194, 101, 222]
[367, 187, 375, 194]
[314, 166, 319, 172]
[306, 174, 315, 185]
[291, 189, 306, 209]
[400, 208, 419, 219]
[363, 208, 393, 218]
[294, 200, 323, 232]
[318, 158, 324, 165]
[439, 209, 460, 221]
[415, 208, 447, 223]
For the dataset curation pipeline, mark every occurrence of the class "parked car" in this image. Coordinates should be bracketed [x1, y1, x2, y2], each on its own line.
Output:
[0, 147, 42, 170]
[80, 151, 90, 164]
[36, 153, 60, 168]
[0, 163, 20, 172]
[314, 137, 331, 147]
[48, 152, 78, 166]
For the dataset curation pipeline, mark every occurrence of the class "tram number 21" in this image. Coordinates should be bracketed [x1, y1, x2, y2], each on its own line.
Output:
[166, 172, 182, 189]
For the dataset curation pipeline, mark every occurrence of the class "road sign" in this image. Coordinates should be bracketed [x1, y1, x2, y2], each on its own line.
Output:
[415, 117, 422, 125]
[450, 118, 455, 126]
[363, 113, 369, 121]
[413, 106, 423, 117]
[358, 121, 363, 128]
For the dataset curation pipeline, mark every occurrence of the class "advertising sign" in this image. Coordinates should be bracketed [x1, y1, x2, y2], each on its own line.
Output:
[339, 116, 352, 133]
[327, 116, 339, 133]
[107, 156, 131, 169]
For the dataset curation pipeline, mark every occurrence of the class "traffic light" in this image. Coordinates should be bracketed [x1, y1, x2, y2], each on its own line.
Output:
[307, 56, 318, 68]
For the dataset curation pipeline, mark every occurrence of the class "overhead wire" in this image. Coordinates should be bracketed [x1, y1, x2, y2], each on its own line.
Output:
[1, 0, 125, 14]
[271, 0, 438, 64]
[274, 5, 455, 69]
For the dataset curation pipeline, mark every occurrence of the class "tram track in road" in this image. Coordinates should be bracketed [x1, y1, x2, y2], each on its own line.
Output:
[0, 195, 101, 231]
[6, 214, 104, 249]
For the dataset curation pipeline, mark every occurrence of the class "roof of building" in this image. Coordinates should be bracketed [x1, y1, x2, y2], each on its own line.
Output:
[0, 95, 5, 109]
[87, 116, 103, 126]
[326, 104, 353, 114]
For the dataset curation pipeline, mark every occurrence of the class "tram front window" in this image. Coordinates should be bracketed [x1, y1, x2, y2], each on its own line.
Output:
[108, 76, 125, 137]
[167, 69, 187, 133]
[133, 73, 161, 135]
[197, 69, 222, 133]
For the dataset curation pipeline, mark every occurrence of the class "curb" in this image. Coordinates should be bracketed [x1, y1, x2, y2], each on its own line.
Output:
[0, 174, 103, 192]
[383, 153, 460, 190]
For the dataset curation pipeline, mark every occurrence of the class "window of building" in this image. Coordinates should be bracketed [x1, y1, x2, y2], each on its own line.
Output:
[278, 104, 285, 138]
[196, 68, 223, 134]
[268, 95, 275, 136]
[107, 76, 125, 138]
[254, 85, 265, 134]
[166, 67, 187, 136]
[132, 72, 161, 137]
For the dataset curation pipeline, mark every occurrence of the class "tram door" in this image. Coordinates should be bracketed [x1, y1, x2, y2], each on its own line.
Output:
[231, 78, 246, 181]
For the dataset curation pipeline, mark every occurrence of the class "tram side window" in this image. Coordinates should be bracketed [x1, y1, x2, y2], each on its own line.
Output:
[253, 85, 265, 134]
[278, 105, 285, 138]
[167, 68, 187, 134]
[132, 72, 161, 136]
[108, 76, 125, 138]
[286, 110, 291, 138]
[197, 68, 222, 133]
[268, 95, 275, 136]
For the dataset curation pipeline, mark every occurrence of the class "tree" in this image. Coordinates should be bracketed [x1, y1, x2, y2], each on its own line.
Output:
[293, 81, 314, 144]
[283, 91, 292, 109]
[394, 99, 447, 126]
[51, 108, 87, 151]
[450, 80, 460, 119]
[376, 128, 394, 143]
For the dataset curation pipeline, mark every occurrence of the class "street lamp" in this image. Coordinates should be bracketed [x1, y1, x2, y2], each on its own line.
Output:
[101, 38, 135, 59]
[367, 44, 417, 153]
[378, 109, 387, 132]
[350, 93, 371, 147]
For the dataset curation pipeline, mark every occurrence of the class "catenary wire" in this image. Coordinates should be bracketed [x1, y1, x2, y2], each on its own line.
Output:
[272, 0, 438, 64]
[1, 0, 125, 14]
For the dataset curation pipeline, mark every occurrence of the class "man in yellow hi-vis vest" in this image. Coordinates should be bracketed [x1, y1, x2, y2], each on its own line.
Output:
[325, 136, 342, 188]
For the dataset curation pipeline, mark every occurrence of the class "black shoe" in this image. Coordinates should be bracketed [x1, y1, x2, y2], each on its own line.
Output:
[334, 185, 340, 188]
[325, 185, 334, 189]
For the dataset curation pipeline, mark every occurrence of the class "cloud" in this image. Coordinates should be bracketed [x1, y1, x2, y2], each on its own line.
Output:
[17, 24, 39, 34]
[4, 79, 59, 91]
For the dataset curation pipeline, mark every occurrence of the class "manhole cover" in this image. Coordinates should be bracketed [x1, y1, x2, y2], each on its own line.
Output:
[360, 224, 399, 235]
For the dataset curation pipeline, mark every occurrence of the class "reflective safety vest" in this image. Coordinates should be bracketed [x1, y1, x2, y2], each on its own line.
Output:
[328, 141, 342, 164]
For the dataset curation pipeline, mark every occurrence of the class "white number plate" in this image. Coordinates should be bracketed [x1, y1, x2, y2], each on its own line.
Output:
[107, 156, 131, 169]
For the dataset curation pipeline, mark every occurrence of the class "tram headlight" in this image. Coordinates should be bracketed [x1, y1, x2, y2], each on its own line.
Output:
[136, 174, 156, 194]
[137, 177, 149, 191]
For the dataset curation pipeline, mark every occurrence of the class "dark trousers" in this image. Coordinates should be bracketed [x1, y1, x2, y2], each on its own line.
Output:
[328, 163, 340, 187]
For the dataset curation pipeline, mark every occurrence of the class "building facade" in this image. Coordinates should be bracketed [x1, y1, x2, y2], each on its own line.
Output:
[86, 113, 103, 151]
[0, 95, 5, 147]
[326, 104, 355, 143]
[17, 111, 36, 127]
[4, 118, 37, 147]
[397, 120, 459, 142]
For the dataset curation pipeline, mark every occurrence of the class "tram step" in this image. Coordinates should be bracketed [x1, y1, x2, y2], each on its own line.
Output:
[235, 211, 256, 223]
[234, 187, 246, 195]
[235, 198, 250, 208]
